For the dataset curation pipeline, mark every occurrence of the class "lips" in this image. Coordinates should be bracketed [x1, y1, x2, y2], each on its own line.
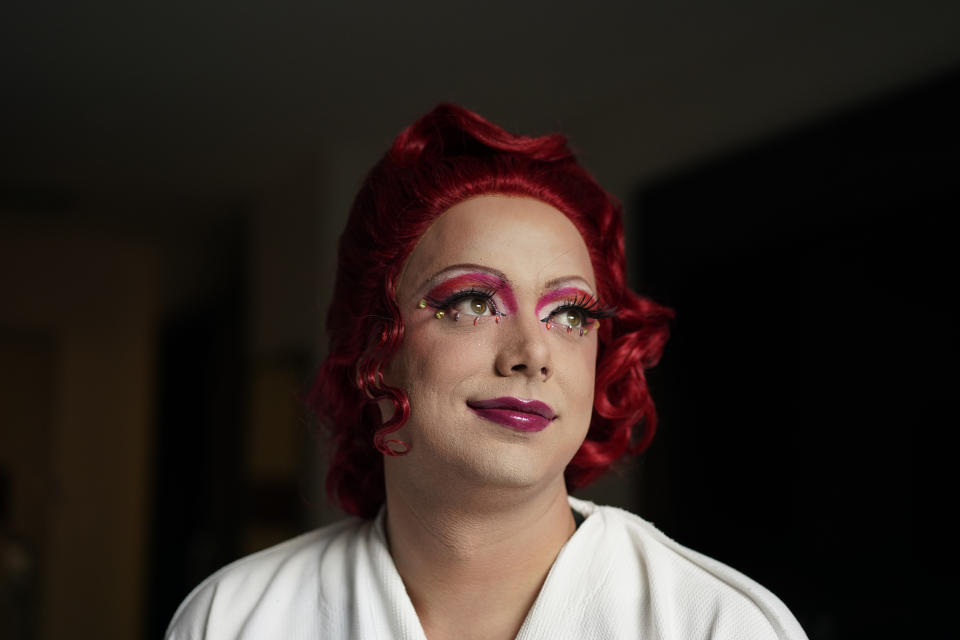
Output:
[466, 396, 556, 433]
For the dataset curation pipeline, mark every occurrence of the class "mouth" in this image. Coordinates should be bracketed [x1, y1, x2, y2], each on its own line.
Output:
[465, 396, 557, 433]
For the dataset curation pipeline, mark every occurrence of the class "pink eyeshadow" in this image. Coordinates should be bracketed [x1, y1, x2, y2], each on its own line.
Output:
[535, 287, 593, 316]
[425, 272, 518, 313]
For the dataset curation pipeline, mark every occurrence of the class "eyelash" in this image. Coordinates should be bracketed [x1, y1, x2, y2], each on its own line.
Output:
[425, 288, 617, 332]
[542, 294, 617, 327]
[424, 288, 504, 316]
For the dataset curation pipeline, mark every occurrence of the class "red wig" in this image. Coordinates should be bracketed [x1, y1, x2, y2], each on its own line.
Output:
[307, 104, 673, 518]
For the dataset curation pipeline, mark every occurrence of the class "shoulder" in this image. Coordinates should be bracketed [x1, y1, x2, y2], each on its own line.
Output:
[568, 497, 808, 640]
[164, 517, 369, 640]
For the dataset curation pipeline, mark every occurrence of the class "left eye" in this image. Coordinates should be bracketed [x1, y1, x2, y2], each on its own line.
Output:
[550, 307, 586, 329]
[452, 296, 494, 316]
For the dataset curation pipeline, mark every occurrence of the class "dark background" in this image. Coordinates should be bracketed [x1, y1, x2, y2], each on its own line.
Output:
[1, 2, 956, 638]
[635, 72, 955, 639]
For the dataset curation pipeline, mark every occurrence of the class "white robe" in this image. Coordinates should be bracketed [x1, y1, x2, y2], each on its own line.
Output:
[165, 496, 808, 639]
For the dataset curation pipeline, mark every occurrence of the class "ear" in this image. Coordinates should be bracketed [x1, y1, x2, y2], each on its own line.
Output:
[357, 356, 398, 424]
[377, 397, 396, 423]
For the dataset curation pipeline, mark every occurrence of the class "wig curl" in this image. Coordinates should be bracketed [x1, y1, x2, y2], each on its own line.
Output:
[307, 104, 673, 518]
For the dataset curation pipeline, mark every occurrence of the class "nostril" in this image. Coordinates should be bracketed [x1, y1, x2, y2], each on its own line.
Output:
[512, 364, 526, 372]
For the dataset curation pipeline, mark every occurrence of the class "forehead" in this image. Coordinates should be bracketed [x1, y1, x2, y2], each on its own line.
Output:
[399, 194, 596, 296]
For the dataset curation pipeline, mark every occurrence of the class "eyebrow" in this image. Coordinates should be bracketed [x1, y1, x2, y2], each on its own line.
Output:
[543, 275, 596, 293]
[420, 263, 511, 291]
[423, 266, 594, 291]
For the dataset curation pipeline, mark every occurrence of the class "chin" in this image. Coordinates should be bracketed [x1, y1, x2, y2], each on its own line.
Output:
[451, 447, 563, 490]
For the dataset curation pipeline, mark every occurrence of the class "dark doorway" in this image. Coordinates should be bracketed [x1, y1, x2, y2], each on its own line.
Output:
[635, 70, 956, 639]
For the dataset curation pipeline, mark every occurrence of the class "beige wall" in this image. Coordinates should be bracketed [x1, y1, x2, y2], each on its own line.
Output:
[1, 221, 158, 640]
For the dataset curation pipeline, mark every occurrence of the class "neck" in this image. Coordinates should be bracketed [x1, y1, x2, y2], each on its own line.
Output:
[383, 470, 576, 640]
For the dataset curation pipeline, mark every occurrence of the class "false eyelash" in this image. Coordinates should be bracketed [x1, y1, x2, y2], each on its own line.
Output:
[424, 288, 503, 315]
[542, 293, 618, 322]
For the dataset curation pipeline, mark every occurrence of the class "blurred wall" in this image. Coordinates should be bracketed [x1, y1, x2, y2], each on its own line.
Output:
[1, 222, 158, 640]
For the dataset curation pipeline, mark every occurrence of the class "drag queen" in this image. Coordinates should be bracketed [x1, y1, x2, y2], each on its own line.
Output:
[166, 105, 808, 639]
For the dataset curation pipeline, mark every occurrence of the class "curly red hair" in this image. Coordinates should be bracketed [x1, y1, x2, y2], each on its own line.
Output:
[307, 104, 673, 518]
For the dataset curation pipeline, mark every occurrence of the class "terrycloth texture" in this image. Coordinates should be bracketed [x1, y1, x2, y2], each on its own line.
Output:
[166, 497, 808, 639]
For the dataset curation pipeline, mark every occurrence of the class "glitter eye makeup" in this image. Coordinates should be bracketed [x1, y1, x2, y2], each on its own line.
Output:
[536, 287, 616, 336]
[423, 273, 515, 310]
[420, 272, 518, 322]
[418, 274, 615, 336]
[534, 287, 588, 316]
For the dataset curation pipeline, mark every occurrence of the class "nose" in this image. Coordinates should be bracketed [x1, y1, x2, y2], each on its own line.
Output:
[494, 315, 552, 381]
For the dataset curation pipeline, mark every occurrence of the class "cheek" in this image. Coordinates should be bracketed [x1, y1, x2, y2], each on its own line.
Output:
[385, 324, 489, 395]
[558, 341, 598, 417]
[382, 328, 492, 429]
[380, 337, 441, 424]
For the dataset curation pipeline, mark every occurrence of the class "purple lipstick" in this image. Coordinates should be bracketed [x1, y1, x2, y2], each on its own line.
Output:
[466, 397, 556, 433]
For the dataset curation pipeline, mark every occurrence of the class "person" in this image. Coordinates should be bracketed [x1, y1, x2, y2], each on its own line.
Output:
[165, 105, 808, 639]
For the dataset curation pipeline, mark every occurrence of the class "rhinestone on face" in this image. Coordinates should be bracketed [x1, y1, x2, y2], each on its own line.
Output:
[417, 299, 427, 309]
[435, 311, 445, 319]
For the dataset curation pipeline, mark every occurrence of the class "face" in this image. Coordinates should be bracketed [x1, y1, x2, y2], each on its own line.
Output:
[382, 195, 605, 493]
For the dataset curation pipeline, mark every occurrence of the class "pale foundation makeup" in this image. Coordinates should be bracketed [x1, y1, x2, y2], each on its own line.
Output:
[381, 194, 604, 494]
